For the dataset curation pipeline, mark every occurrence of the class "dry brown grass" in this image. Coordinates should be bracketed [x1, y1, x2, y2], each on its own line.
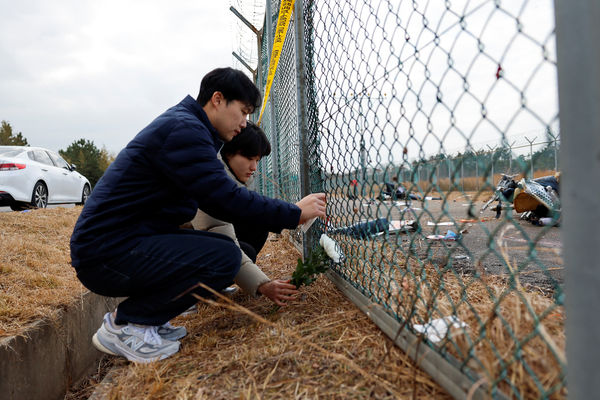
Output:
[334, 233, 566, 399]
[0, 207, 85, 337]
[1, 207, 565, 398]
[100, 236, 451, 400]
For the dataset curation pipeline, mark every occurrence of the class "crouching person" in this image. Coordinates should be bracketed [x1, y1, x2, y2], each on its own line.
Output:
[70, 67, 326, 363]
[192, 121, 297, 306]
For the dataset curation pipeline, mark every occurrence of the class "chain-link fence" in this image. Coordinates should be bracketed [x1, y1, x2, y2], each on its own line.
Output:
[240, 0, 568, 398]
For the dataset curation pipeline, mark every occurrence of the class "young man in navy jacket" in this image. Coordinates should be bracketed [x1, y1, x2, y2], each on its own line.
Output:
[70, 67, 326, 363]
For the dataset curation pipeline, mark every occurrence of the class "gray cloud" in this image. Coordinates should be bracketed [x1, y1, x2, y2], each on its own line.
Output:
[0, 1, 236, 153]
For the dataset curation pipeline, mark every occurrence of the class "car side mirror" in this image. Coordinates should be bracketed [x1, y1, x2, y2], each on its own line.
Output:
[70, 164, 77, 171]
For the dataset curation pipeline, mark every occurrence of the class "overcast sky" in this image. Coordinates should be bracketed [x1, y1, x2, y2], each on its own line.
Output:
[0, 1, 244, 154]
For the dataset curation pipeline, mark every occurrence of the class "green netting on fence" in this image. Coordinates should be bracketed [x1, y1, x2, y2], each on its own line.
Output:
[251, 0, 565, 398]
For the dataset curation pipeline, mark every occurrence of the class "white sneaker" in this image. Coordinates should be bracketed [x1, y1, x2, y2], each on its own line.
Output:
[157, 321, 187, 341]
[92, 312, 180, 363]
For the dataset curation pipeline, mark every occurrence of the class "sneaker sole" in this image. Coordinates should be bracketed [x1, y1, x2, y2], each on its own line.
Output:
[92, 332, 119, 356]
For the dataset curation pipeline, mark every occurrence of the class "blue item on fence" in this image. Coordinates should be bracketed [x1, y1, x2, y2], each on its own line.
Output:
[332, 218, 390, 239]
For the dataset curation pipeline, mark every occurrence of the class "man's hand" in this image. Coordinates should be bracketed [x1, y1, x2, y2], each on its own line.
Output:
[296, 193, 326, 225]
[258, 279, 299, 306]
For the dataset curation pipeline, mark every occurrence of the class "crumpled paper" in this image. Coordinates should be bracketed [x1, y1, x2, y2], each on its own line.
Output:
[319, 234, 344, 263]
[413, 316, 467, 343]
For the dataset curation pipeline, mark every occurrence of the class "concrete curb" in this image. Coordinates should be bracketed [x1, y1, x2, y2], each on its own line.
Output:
[0, 292, 121, 400]
[87, 365, 123, 400]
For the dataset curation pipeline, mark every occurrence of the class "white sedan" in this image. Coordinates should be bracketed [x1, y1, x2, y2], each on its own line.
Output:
[0, 146, 91, 211]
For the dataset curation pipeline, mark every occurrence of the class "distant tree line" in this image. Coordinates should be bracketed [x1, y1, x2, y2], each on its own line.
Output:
[1, 120, 115, 188]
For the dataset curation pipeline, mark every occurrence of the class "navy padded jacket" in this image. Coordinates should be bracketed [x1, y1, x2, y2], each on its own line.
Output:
[70, 96, 301, 268]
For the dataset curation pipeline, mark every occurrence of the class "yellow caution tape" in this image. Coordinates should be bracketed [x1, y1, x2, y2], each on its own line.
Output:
[257, 0, 295, 125]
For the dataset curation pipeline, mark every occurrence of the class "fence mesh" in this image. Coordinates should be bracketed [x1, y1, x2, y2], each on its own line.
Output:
[251, 0, 565, 398]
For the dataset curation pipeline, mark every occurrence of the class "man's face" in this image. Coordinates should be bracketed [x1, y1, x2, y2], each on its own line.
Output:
[212, 98, 253, 142]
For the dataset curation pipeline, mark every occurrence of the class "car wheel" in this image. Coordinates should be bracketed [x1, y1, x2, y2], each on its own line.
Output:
[78, 184, 90, 205]
[31, 181, 48, 208]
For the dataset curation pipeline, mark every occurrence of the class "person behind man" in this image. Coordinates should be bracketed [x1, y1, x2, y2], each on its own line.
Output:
[191, 122, 296, 306]
[70, 67, 326, 363]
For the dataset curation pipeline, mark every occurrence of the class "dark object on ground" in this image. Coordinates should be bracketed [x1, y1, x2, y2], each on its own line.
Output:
[380, 182, 421, 201]
[481, 174, 519, 213]
[331, 218, 390, 239]
[482, 173, 561, 226]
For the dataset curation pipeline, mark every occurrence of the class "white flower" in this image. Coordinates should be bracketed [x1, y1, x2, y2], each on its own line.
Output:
[319, 234, 344, 263]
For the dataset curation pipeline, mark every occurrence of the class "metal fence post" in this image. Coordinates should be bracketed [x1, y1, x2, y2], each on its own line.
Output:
[475, 153, 479, 190]
[460, 157, 464, 191]
[555, 1, 600, 398]
[525, 136, 536, 178]
[264, 0, 280, 194]
[294, 0, 314, 258]
[256, 19, 266, 196]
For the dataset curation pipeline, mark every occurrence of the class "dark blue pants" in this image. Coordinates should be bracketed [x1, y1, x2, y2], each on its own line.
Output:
[76, 229, 241, 326]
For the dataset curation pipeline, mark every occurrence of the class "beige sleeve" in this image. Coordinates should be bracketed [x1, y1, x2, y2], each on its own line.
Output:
[191, 209, 270, 296]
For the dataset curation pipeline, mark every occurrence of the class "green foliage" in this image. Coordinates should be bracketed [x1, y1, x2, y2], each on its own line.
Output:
[98, 146, 116, 172]
[291, 245, 330, 288]
[59, 139, 107, 188]
[0, 120, 29, 146]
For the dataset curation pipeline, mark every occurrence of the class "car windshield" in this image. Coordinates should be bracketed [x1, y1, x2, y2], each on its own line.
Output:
[0, 149, 25, 157]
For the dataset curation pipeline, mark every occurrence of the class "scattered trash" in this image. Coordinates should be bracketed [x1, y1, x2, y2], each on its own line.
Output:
[375, 219, 418, 236]
[481, 173, 519, 213]
[427, 221, 455, 226]
[526, 215, 560, 227]
[390, 220, 417, 231]
[427, 230, 461, 241]
[20, 209, 32, 213]
[481, 173, 561, 226]
[444, 230, 459, 240]
[413, 316, 467, 343]
[331, 217, 418, 239]
[458, 217, 492, 223]
[424, 196, 442, 200]
[330, 218, 390, 239]
[427, 234, 445, 240]
[319, 234, 344, 263]
[393, 202, 421, 210]
[454, 255, 470, 260]
[537, 217, 554, 226]
[379, 180, 421, 201]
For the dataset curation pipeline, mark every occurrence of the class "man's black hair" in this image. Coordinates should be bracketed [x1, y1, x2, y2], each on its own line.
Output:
[197, 67, 261, 113]
[221, 121, 271, 159]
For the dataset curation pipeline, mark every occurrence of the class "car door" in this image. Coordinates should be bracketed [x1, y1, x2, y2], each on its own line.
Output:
[47, 151, 80, 201]
[32, 150, 63, 202]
